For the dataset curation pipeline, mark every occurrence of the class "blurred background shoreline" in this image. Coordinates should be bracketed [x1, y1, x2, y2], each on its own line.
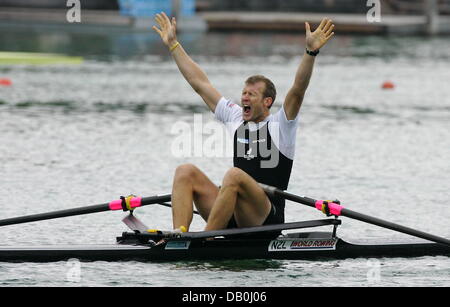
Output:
[0, 0, 449, 36]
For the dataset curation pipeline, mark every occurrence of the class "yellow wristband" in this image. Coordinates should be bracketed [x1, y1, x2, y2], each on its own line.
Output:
[169, 42, 180, 52]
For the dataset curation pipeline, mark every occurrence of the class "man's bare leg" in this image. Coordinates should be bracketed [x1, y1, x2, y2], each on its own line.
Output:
[204, 167, 272, 231]
[171, 164, 219, 230]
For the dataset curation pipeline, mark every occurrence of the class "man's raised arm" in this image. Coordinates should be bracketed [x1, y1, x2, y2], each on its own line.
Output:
[153, 12, 221, 112]
[283, 18, 335, 120]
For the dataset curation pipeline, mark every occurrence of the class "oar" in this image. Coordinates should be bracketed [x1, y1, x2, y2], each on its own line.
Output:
[157, 202, 200, 215]
[0, 194, 171, 227]
[259, 184, 450, 246]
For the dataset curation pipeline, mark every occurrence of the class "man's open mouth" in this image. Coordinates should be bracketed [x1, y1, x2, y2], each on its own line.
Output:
[243, 104, 251, 115]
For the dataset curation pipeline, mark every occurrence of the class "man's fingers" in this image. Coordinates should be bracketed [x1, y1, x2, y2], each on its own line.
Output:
[162, 11, 171, 25]
[155, 13, 163, 25]
[325, 24, 334, 36]
[152, 25, 162, 37]
[322, 19, 333, 32]
[325, 32, 335, 42]
[305, 22, 311, 35]
[318, 18, 327, 30]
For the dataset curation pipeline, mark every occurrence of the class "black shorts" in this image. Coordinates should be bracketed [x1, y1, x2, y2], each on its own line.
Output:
[226, 196, 284, 238]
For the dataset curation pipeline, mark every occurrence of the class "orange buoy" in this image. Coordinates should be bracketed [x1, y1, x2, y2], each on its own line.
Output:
[382, 81, 395, 89]
[0, 78, 12, 86]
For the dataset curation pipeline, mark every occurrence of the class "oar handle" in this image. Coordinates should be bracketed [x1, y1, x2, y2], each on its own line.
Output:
[107, 195, 171, 211]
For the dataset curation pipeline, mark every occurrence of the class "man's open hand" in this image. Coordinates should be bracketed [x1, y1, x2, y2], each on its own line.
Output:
[305, 18, 335, 51]
[152, 12, 178, 47]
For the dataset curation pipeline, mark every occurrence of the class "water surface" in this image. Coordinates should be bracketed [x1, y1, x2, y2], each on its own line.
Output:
[0, 28, 449, 287]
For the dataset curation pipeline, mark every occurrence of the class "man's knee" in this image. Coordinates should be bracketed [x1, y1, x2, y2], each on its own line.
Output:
[174, 163, 201, 183]
[222, 167, 246, 188]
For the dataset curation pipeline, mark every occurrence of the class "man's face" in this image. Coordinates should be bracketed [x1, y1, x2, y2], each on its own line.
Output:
[241, 81, 271, 122]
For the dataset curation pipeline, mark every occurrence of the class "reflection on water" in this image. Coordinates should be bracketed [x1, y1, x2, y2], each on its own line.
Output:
[3, 96, 449, 125]
[172, 259, 283, 272]
[3, 99, 208, 115]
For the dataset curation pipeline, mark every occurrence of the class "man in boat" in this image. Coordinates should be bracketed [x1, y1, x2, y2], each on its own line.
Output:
[153, 13, 334, 233]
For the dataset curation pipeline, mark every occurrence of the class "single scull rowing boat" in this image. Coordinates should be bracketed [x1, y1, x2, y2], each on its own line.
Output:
[0, 185, 448, 262]
[0, 218, 448, 262]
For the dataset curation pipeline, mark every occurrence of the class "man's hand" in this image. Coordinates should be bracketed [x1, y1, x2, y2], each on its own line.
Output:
[283, 18, 335, 120]
[151, 13, 221, 112]
[152, 12, 178, 47]
[305, 18, 335, 51]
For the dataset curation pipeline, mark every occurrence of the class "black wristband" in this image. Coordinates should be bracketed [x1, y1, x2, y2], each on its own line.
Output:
[306, 48, 320, 56]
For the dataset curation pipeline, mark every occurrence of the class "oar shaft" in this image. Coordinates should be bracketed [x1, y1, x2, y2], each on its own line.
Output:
[0, 194, 171, 227]
[341, 208, 450, 246]
[260, 184, 316, 207]
[157, 202, 200, 215]
[0, 203, 108, 226]
[259, 184, 450, 246]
